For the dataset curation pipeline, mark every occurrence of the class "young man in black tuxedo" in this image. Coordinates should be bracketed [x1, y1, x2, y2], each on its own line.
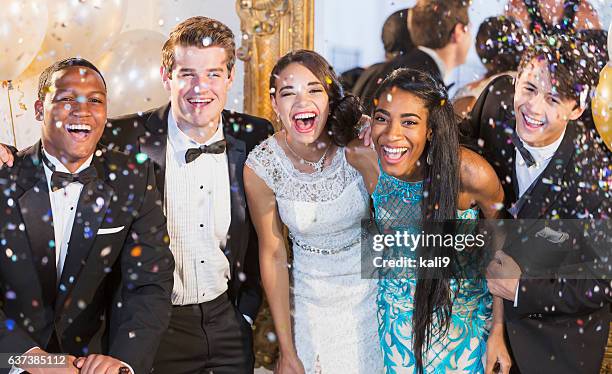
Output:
[462, 36, 611, 374]
[0, 58, 174, 374]
[101, 17, 273, 374]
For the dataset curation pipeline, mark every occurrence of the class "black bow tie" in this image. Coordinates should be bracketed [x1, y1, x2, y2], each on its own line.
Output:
[41, 153, 98, 191]
[184, 140, 227, 163]
[511, 131, 536, 167]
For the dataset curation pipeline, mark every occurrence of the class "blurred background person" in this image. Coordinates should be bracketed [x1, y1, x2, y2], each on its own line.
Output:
[505, 0, 602, 36]
[360, 0, 472, 113]
[453, 15, 528, 117]
[349, 8, 414, 99]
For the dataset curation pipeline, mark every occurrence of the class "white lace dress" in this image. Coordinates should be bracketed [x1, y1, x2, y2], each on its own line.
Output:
[246, 136, 382, 374]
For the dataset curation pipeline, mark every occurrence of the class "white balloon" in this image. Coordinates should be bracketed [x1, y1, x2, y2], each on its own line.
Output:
[0, 0, 48, 80]
[96, 30, 169, 117]
[25, 0, 128, 77]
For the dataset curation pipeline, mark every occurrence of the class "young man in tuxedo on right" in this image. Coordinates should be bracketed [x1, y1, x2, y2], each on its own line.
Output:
[462, 36, 611, 374]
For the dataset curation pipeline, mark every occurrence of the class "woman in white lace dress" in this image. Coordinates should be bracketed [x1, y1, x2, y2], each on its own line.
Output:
[244, 50, 382, 374]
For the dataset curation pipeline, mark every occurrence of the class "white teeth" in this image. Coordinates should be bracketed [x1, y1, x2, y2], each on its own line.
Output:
[294, 112, 316, 120]
[66, 124, 91, 131]
[189, 98, 213, 104]
[524, 113, 544, 126]
[383, 146, 408, 154]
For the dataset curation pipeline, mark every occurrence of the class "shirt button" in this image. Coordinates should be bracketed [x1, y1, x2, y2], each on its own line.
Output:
[200, 185, 204, 189]
[199, 224, 204, 228]
[200, 260, 205, 264]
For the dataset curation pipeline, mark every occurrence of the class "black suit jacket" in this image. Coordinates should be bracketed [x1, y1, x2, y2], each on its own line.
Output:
[0, 142, 174, 374]
[101, 104, 273, 320]
[360, 48, 442, 112]
[461, 74, 612, 374]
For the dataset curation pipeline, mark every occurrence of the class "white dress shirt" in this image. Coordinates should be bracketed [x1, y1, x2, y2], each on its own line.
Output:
[417, 46, 449, 81]
[512, 129, 565, 307]
[514, 129, 566, 198]
[165, 112, 232, 306]
[42, 150, 92, 280]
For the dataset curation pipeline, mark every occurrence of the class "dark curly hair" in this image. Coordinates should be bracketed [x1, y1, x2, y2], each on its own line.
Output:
[269, 49, 362, 146]
[476, 16, 528, 77]
[518, 34, 601, 106]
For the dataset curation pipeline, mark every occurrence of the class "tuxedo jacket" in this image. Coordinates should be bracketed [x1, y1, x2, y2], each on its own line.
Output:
[360, 48, 442, 112]
[461, 74, 612, 374]
[101, 104, 274, 320]
[0, 142, 174, 374]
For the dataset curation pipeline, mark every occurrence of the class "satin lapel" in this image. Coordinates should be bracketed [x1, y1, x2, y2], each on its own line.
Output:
[224, 132, 247, 262]
[55, 153, 114, 312]
[139, 104, 169, 197]
[15, 142, 56, 306]
[517, 123, 577, 219]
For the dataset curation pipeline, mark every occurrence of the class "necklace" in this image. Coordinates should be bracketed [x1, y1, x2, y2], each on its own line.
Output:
[283, 133, 331, 173]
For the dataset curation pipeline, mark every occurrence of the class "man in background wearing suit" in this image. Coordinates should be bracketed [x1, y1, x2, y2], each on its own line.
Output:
[463, 36, 611, 373]
[360, 0, 472, 110]
[0, 58, 174, 374]
[102, 16, 273, 374]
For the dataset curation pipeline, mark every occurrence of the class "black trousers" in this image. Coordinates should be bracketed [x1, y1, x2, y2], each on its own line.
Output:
[152, 292, 254, 374]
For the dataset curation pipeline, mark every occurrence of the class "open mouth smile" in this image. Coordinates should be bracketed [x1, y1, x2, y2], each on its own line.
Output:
[292, 111, 318, 133]
[187, 97, 214, 109]
[65, 123, 93, 142]
[381, 145, 409, 164]
[521, 112, 546, 129]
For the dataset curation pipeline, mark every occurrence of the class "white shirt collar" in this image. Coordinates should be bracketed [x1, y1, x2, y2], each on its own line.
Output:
[42, 148, 94, 174]
[417, 46, 448, 80]
[167, 110, 225, 151]
[518, 127, 566, 164]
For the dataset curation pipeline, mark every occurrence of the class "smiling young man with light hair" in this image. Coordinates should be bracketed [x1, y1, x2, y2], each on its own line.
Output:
[101, 16, 273, 373]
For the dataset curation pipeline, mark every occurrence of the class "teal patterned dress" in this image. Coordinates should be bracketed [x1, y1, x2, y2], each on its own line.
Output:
[373, 169, 492, 374]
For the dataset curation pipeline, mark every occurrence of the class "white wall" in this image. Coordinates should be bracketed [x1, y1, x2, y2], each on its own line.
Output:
[0, 0, 244, 149]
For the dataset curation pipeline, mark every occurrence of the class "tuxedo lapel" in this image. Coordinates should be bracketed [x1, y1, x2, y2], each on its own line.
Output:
[15, 142, 57, 307]
[223, 127, 247, 263]
[516, 123, 576, 219]
[496, 104, 519, 205]
[56, 152, 114, 312]
[139, 104, 169, 197]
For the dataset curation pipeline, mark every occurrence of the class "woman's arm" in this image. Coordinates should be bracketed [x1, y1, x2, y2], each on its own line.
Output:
[459, 147, 504, 219]
[459, 148, 510, 372]
[244, 166, 304, 373]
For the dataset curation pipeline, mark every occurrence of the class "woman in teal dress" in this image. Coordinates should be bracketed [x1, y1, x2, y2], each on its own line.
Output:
[349, 68, 510, 373]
